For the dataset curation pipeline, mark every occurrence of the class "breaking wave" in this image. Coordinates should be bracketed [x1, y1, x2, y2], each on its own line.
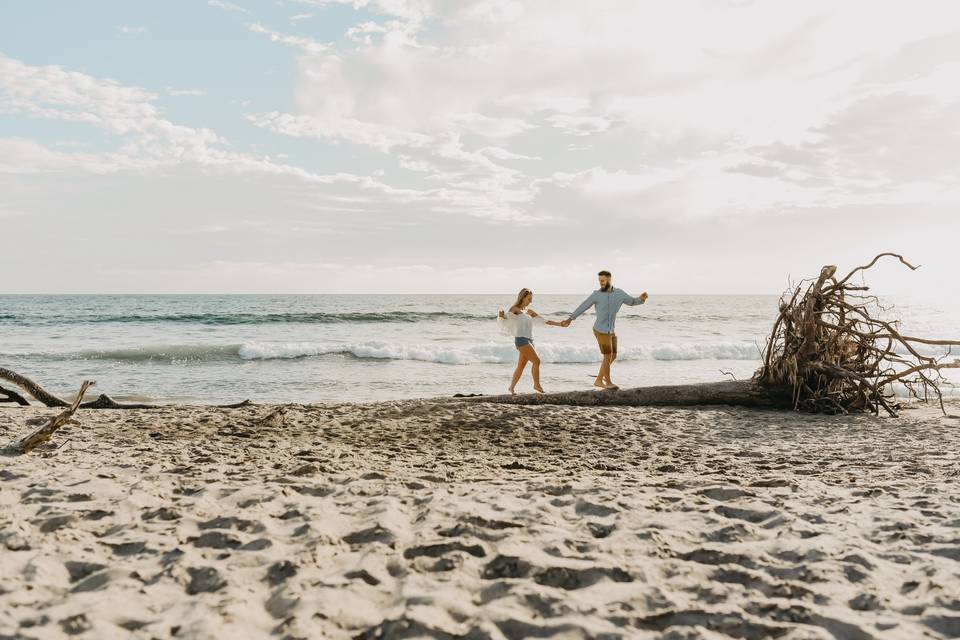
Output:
[27, 340, 765, 364]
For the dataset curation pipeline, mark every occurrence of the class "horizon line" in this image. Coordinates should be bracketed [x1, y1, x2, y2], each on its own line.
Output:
[0, 291, 785, 297]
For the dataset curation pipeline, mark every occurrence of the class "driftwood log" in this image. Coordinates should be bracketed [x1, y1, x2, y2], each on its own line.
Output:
[0, 366, 252, 410]
[465, 254, 959, 416]
[3, 380, 94, 455]
[459, 380, 793, 408]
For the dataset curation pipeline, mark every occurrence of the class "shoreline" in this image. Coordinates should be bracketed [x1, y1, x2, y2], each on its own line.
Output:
[2, 400, 959, 638]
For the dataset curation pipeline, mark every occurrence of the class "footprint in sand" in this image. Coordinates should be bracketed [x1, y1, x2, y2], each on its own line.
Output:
[185, 566, 226, 595]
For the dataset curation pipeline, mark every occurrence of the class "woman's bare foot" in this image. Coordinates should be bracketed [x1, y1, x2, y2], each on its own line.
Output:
[509, 386, 517, 395]
[534, 385, 545, 394]
[604, 382, 619, 390]
[593, 380, 607, 389]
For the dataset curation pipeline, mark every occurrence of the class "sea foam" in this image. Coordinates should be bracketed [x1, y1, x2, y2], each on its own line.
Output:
[237, 340, 763, 364]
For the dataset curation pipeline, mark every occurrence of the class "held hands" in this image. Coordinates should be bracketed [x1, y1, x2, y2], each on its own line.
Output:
[498, 309, 506, 319]
[560, 319, 571, 328]
[640, 292, 649, 303]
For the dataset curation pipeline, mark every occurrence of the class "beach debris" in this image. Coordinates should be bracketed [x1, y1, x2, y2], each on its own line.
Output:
[2, 380, 94, 455]
[257, 407, 288, 428]
[756, 253, 960, 415]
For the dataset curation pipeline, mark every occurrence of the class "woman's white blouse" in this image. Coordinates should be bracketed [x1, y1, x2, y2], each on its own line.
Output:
[498, 310, 546, 339]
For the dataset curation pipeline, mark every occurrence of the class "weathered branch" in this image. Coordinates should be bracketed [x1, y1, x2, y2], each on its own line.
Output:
[80, 394, 158, 409]
[832, 253, 919, 288]
[217, 399, 254, 409]
[879, 361, 960, 387]
[0, 385, 31, 406]
[0, 366, 69, 407]
[3, 380, 94, 455]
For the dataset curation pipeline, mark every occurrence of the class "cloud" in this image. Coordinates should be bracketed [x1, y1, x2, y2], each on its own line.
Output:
[290, 13, 314, 22]
[208, 0, 249, 14]
[247, 111, 431, 152]
[247, 23, 329, 55]
[292, 0, 432, 27]
[5, 1, 960, 296]
[0, 137, 130, 174]
[546, 114, 613, 137]
[0, 54, 213, 153]
[167, 87, 208, 97]
[116, 25, 146, 36]
[447, 112, 536, 139]
[0, 203, 26, 218]
[237, 0, 960, 226]
[1, 53, 546, 228]
[345, 21, 387, 43]
[0, 53, 446, 209]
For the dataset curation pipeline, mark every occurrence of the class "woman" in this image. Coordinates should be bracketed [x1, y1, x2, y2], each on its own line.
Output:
[498, 288, 564, 394]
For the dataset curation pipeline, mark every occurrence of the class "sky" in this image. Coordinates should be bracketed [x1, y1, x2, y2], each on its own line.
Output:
[0, 0, 958, 295]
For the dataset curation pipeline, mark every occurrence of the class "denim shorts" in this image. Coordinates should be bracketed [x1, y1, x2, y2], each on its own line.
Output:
[514, 337, 533, 348]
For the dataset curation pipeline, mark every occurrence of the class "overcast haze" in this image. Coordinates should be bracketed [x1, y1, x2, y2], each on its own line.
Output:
[1, 1, 958, 295]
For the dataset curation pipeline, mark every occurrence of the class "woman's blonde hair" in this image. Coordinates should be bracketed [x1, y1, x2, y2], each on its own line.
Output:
[511, 288, 532, 312]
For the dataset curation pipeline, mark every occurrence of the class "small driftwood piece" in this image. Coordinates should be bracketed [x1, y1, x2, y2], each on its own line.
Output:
[218, 399, 254, 409]
[0, 385, 31, 406]
[3, 380, 94, 455]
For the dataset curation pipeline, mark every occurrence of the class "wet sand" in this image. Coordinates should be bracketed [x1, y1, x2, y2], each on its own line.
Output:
[1, 399, 959, 639]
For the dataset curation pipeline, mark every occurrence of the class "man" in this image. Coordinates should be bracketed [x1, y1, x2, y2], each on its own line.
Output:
[561, 270, 649, 390]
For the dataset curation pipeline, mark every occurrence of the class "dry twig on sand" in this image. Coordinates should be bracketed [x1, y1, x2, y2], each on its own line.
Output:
[3, 380, 94, 455]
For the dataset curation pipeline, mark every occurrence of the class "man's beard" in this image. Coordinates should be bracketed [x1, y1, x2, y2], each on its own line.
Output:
[600, 283, 611, 292]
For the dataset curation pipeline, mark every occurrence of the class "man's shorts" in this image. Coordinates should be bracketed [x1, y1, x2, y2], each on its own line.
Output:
[593, 329, 617, 355]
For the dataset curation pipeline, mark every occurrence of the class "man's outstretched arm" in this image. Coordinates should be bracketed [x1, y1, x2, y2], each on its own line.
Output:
[620, 290, 649, 306]
[564, 293, 597, 325]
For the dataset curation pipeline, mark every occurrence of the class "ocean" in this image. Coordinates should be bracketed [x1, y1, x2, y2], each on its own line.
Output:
[1, 294, 957, 404]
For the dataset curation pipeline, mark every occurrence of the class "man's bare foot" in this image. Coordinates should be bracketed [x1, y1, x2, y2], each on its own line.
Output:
[603, 382, 619, 390]
[534, 385, 545, 394]
[593, 380, 607, 389]
[509, 387, 516, 395]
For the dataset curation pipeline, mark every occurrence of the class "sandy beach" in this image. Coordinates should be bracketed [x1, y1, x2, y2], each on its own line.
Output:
[1, 399, 959, 639]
